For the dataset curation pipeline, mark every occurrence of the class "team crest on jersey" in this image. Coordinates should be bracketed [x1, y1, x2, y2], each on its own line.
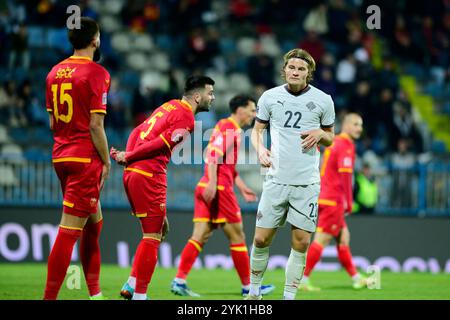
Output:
[306, 102, 317, 111]
[90, 198, 97, 207]
[343, 157, 352, 167]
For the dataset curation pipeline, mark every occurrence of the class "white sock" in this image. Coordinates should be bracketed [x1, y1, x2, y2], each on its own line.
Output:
[132, 292, 147, 300]
[90, 292, 103, 298]
[283, 248, 306, 300]
[352, 273, 361, 282]
[249, 246, 269, 296]
[300, 275, 309, 284]
[127, 276, 136, 288]
[242, 284, 250, 291]
[174, 277, 186, 284]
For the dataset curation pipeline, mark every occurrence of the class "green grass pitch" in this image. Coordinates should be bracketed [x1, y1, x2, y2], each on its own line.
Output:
[0, 263, 449, 300]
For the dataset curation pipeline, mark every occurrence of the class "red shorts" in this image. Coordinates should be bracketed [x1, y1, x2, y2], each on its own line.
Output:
[53, 158, 103, 217]
[193, 185, 242, 225]
[123, 170, 166, 233]
[317, 203, 347, 237]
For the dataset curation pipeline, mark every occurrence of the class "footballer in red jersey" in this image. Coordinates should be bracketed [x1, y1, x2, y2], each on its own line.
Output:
[111, 75, 215, 300]
[44, 17, 110, 300]
[170, 95, 274, 297]
[301, 113, 369, 291]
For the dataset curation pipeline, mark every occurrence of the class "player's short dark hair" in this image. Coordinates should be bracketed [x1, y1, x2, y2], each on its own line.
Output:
[229, 94, 256, 114]
[68, 17, 99, 50]
[183, 75, 215, 95]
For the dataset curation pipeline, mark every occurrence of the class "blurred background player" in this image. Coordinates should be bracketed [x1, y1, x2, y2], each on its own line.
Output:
[43, 17, 110, 300]
[247, 48, 335, 300]
[170, 94, 275, 297]
[300, 113, 367, 291]
[111, 75, 215, 300]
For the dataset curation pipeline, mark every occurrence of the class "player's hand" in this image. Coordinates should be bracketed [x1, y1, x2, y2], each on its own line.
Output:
[99, 162, 111, 191]
[240, 186, 258, 202]
[161, 216, 169, 241]
[300, 129, 324, 152]
[202, 183, 217, 204]
[110, 147, 118, 160]
[257, 148, 272, 167]
[115, 151, 127, 166]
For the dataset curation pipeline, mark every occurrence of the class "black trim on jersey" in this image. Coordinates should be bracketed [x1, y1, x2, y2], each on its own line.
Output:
[284, 84, 311, 97]
[255, 116, 269, 124]
[321, 123, 335, 128]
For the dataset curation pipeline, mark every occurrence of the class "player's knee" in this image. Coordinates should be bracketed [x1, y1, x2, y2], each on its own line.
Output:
[253, 235, 270, 248]
[292, 237, 310, 253]
[201, 231, 213, 244]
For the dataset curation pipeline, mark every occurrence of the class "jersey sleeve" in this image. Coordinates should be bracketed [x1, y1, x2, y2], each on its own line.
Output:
[159, 111, 193, 152]
[88, 67, 110, 114]
[320, 94, 335, 128]
[256, 92, 270, 123]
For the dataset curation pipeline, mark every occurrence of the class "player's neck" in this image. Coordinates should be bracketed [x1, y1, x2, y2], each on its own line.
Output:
[230, 114, 243, 128]
[181, 97, 197, 114]
[286, 83, 309, 95]
[72, 49, 93, 60]
[340, 132, 353, 141]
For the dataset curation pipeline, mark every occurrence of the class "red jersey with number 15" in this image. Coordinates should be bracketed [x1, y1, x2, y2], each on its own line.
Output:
[46, 56, 110, 162]
[319, 133, 355, 211]
[125, 99, 195, 179]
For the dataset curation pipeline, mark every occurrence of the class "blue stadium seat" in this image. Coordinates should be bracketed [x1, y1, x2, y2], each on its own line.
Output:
[46, 28, 71, 53]
[431, 140, 447, 154]
[27, 26, 46, 48]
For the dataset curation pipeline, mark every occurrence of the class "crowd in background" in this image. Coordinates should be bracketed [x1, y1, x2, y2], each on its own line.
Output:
[0, 0, 449, 213]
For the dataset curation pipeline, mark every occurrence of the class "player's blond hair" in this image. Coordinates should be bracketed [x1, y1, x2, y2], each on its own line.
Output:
[281, 48, 316, 83]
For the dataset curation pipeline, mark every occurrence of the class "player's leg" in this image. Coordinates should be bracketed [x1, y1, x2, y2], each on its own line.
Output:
[44, 161, 96, 300]
[246, 226, 277, 300]
[171, 221, 213, 297]
[282, 226, 312, 300]
[223, 222, 250, 291]
[300, 231, 333, 291]
[132, 216, 164, 300]
[224, 222, 276, 296]
[305, 231, 333, 276]
[284, 183, 321, 299]
[80, 202, 104, 299]
[247, 180, 288, 300]
[336, 225, 367, 289]
[44, 212, 87, 300]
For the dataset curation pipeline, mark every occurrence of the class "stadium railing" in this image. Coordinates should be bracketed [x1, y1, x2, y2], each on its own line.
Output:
[0, 159, 449, 216]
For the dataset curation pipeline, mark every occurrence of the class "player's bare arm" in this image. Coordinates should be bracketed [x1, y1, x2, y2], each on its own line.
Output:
[90, 112, 110, 189]
[251, 121, 272, 167]
[202, 163, 218, 204]
[301, 126, 335, 151]
[235, 175, 257, 202]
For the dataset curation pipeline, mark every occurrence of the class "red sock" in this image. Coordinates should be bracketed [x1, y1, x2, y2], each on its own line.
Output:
[44, 227, 82, 300]
[337, 245, 357, 277]
[130, 251, 138, 278]
[134, 238, 160, 294]
[80, 220, 103, 296]
[230, 243, 250, 286]
[175, 239, 202, 279]
[304, 241, 323, 277]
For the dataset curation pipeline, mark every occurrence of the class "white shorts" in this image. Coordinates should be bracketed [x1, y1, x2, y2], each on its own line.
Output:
[256, 177, 320, 232]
